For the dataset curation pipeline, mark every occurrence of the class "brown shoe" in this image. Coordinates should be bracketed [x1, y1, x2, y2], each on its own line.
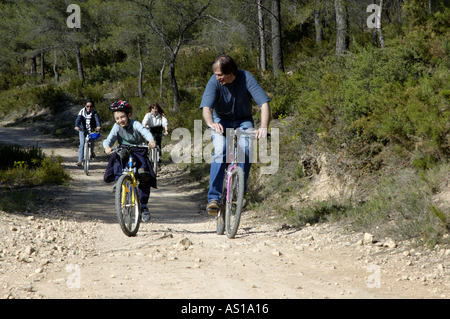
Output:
[206, 200, 220, 216]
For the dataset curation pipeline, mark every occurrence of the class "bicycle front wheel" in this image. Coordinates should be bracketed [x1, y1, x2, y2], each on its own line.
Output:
[216, 175, 227, 235]
[225, 166, 245, 239]
[149, 147, 159, 177]
[115, 175, 141, 237]
[83, 142, 90, 175]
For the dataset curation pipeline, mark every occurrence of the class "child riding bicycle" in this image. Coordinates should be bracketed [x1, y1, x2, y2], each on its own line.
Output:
[103, 100, 157, 222]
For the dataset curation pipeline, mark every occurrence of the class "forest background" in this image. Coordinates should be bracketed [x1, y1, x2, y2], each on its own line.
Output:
[2, 0, 450, 248]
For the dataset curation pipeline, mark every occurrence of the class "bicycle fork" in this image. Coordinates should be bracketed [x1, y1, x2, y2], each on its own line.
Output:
[121, 178, 138, 208]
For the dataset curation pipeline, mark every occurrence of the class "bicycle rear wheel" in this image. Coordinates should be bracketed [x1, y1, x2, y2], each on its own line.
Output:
[225, 166, 245, 239]
[83, 141, 90, 175]
[115, 175, 141, 237]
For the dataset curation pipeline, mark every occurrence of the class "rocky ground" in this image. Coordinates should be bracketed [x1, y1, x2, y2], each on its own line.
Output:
[1, 123, 450, 300]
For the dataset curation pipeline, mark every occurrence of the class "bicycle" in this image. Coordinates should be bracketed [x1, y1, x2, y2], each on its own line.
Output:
[212, 128, 256, 239]
[83, 131, 100, 176]
[110, 144, 149, 237]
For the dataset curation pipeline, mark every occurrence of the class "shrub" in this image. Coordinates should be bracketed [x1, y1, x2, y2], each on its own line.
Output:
[0, 143, 44, 170]
[32, 85, 68, 114]
[0, 144, 69, 187]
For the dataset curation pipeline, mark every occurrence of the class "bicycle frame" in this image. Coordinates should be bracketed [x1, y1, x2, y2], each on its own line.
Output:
[216, 129, 255, 209]
[118, 146, 146, 206]
[225, 134, 240, 203]
[83, 135, 91, 175]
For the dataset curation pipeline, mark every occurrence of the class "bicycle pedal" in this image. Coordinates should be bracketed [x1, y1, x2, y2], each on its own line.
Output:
[207, 208, 219, 216]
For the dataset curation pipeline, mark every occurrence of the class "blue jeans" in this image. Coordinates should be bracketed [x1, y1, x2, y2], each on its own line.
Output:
[208, 117, 254, 203]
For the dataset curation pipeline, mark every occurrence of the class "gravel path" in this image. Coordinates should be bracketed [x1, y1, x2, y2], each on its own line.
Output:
[1, 125, 449, 299]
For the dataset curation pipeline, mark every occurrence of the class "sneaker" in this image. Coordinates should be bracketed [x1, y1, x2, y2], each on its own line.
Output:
[206, 200, 220, 216]
[76, 161, 83, 167]
[141, 207, 151, 222]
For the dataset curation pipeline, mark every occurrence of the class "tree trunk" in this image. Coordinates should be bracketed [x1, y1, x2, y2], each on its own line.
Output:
[53, 51, 59, 84]
[371, 0, 378, 47]
[271, 0, 284, 76]
[377, 0, 386, 51]
[160, 60, 165, 99]
[334, 0, 348, 56]
[168, 57, 180, 112]
[257, 0, 267, 71]
[137, 38, 144, 98]
[74, 41, 84, 82]
[314, 0, 323, 44]
[40, 52, 45, 82]
[31, 56, 37, 75]
[372, 27, 378, 47]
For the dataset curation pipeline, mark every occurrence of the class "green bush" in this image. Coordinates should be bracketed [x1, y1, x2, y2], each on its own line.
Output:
[32, 85, 68, 114]
[0, 143, 44, 170]
[0, 143, 69, 187]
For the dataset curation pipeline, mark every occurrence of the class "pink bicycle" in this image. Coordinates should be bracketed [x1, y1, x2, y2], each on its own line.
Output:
[214, 128, 255, 239]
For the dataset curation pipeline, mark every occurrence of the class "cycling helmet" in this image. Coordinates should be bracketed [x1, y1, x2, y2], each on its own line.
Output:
[110, 100, 132, 113]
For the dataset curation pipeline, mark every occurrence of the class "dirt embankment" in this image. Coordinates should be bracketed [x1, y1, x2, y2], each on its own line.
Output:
[0, 121, 449, 299]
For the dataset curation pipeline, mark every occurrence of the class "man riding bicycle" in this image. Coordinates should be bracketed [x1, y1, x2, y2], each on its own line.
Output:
[199, 55, 271, 215]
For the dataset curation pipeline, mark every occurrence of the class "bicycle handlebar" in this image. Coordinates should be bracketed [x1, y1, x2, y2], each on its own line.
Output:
[207, 128, 270, 138]
[151, 133, 167, 138]
[109, 144, 150, 155]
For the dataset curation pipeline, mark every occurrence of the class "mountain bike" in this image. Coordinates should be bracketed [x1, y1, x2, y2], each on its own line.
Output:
[213, 128, 256, 239]
[83, 131, 100, 176]
[110, 144, 149, 237]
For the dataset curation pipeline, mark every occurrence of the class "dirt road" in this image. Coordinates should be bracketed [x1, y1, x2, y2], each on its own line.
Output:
[1, 125, 449, 300]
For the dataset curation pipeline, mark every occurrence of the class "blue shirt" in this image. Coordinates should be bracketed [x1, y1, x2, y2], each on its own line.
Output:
[200, 70, 271, 121]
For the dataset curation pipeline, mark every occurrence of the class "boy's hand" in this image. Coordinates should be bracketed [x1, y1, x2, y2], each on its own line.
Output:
[148, 140, 156, 149]
[105, 146, 112, 155]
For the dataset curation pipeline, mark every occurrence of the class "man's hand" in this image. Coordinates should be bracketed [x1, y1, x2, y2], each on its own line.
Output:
[148, 140, 156, 149]
[105, 146, 112, 155]
[209, 122, 224, 135]
[255, 127, 268, 139]
[75, 127, 80, 131]
[202, 106, 224, 135]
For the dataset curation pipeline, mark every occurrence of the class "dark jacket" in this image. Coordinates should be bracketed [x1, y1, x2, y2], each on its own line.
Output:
[103, 148, 157, 189]
[75, 108, 101, 132]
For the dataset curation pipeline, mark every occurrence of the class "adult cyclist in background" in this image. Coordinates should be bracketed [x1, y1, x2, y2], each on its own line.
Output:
[75, 99, 101, 166]
[142, 102, 169, 170]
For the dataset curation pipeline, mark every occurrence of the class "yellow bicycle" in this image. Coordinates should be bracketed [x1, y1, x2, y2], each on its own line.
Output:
[111, 144, 148, 237]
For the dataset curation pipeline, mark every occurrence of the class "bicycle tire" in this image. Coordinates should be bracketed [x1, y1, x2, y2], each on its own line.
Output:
[216, 176, 227, 235]
[225, 166, 245, 239]
[115, 175, 141, 237]
[149, 147, 159, 177]
[83, 141, 90, 175]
